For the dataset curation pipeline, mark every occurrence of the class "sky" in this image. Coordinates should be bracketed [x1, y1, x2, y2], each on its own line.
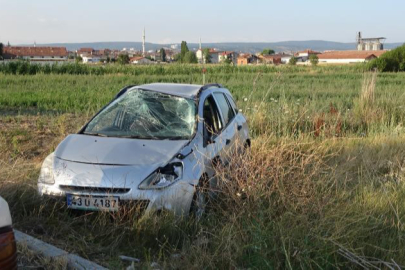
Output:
[0, 0, 404, 45]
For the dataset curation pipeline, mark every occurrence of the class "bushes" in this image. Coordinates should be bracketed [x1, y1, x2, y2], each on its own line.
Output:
[368, 44, 405, 72]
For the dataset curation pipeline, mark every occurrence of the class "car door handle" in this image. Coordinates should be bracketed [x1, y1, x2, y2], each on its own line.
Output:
[226, 139, 231, 145]
[237, 125, 242, 131]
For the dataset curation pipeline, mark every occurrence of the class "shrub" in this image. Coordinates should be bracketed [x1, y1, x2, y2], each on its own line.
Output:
[289, 56, 297, 65]
[368, 44, 405, 72]
[309, 54, 319, 66]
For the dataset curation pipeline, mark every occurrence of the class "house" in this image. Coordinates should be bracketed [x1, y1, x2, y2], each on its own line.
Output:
[218, 51, 238, 64]
[295, 49, 321, 62]
[77, 48, 95, 57]
[237, 54, 260, 65]
[82, 54, 101, 64]
[3, 46, 68, 62]
[130, 56, 152, 65]
[209, 49, 220, 64]
[196, 49, 221, 64]
[280, 54, 294, 64]
[196, 49, 204, 63]
[318, 50, 386, 64]
[260, 53, 293, 65]
[164, 50, 176, 62]
[95, 49, 112, 57]
[260, 54, 282, 65]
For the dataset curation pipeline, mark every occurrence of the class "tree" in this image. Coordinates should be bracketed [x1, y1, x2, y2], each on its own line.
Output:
[183, 51, 198, 63]
[0, 43, 3, 59]
[289, 56, 297, 65]
[75, 56, 83, 63]
[180, 41, 189, 62]
[117, 54, 130, 65]
[309, 54, 319, 66]
[262, 48, 275, 55]
[223, 57, 232, 65]
[160, 48, 166, 62]
[368, 44, 405, 72]
[203, 48, 211, 63]
[174, 53, 181, 62]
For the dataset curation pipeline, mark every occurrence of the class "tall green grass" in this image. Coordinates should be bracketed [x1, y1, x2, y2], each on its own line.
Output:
[1, 66, 405, 137]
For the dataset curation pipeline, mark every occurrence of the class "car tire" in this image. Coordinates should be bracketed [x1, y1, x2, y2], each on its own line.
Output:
[189, 175, 209, 221]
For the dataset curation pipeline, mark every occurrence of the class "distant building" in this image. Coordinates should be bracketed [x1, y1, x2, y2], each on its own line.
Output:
[95, 49, 112, 57]
[260, 54, 281, 65]
[237, 54, 259, 65]
[130, 56, 152, 65]
[3, 46, 68, 62]
[295, 49, 321, 62]
[218, 51, 238, 64]
[196, 49, 204, 63]
[260, 53, 293, 65]
[318, 50, 386, 64]
[208, 49, 220, 64]
[77, 48, 95, 56]
[357, 32, 386, 51]
[196, 49, 221, 64]
[82, 54, 101, 64]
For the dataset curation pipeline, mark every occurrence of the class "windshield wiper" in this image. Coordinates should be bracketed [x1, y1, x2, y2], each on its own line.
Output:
[163, 136, 188, 140]
[82, 132, 109, 137]
[119, 135, 160, 140]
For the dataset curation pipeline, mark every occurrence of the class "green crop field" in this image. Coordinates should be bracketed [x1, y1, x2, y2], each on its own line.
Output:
[1, 63, 405, 269]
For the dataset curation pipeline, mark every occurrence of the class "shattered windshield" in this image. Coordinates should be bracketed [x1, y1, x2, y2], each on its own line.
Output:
[83, 89, 196, 140]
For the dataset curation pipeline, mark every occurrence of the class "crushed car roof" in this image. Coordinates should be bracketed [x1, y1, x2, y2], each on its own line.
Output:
[131, 83, 204, 98]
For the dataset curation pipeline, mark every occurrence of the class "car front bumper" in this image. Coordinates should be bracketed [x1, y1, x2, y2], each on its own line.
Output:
[38, 180, 196, 217]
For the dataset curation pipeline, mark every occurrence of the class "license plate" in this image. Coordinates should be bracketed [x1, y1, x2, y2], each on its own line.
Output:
[67, 194, 119, 211]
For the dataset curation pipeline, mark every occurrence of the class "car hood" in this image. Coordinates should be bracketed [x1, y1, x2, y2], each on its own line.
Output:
[55, 134, 189, 166]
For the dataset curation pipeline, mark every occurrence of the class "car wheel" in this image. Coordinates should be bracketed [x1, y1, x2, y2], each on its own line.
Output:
[190, 175, 209, 221]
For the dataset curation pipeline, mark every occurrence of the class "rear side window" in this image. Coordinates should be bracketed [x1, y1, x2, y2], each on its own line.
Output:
[213, 92, 235, 126]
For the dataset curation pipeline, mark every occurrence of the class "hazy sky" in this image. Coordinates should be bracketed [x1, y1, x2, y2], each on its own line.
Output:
[0, 0, 403, 44]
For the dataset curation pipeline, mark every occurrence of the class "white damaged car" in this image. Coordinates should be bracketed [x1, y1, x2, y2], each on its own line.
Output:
[38, 83, 250, 218]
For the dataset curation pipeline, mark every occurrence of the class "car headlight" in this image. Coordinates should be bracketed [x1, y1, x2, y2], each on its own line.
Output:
[138, 162, 183, 190]
[38, 152, 55, 184]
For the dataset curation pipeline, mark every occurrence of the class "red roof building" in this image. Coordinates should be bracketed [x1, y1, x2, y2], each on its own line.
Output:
[3, 46, 68, 61]
[318, 50, 387, 64]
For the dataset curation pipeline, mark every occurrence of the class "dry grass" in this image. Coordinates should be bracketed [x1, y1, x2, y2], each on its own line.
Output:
[2, 114, 405, 268]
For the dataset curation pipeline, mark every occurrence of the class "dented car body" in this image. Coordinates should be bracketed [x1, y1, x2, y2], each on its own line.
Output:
[38, 83, 250, 217]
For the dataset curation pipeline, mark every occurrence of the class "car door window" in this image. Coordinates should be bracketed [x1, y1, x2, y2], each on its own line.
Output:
[213, 92, 235, 126]
[203, 95, 223, 137]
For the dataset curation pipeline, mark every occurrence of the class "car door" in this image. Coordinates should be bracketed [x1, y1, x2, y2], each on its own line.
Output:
[212, 92, 238, 165]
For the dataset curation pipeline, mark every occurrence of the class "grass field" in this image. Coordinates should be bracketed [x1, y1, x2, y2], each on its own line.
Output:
[1, 63, 405, 269]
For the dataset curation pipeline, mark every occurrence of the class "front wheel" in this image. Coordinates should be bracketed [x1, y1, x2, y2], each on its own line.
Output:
[189, 175, 209, 221]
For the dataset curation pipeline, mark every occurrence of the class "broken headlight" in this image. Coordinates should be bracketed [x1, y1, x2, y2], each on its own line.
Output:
[38, 152, 55, 184]
[138, 162, 183, 189]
